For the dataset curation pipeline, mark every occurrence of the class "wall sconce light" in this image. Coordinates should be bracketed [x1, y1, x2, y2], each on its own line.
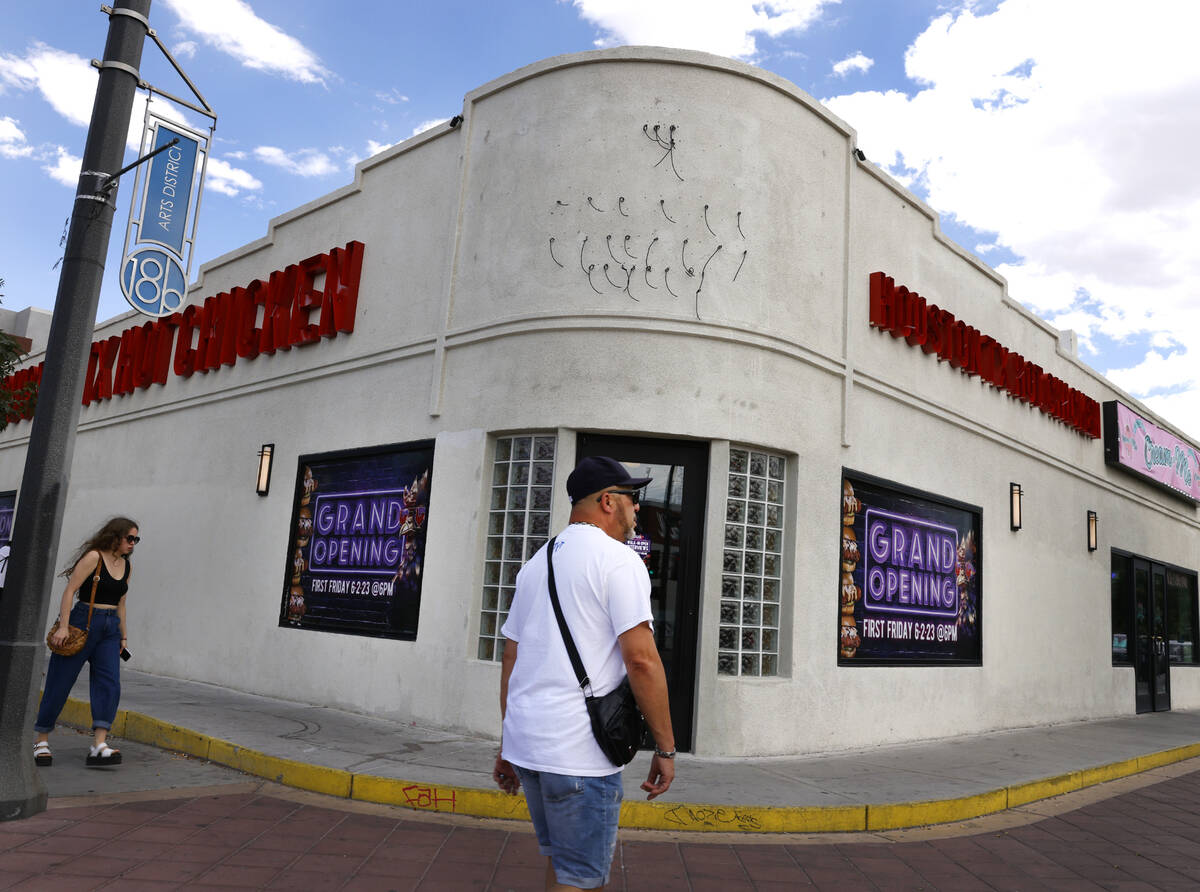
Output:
[256, 444, 274, 496]
[1087, 510, 1098, 552]
[1009, 482, 1023, 531]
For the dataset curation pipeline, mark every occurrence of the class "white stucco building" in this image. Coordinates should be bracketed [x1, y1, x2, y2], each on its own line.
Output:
[5, 47, 1198, 757]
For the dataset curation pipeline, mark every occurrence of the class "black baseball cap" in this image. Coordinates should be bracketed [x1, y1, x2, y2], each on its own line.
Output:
[566, 456, 653, 503]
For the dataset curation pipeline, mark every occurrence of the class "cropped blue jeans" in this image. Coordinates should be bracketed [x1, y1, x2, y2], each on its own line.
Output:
[34, 602, 122, 733]
[512, 765, 623, 889]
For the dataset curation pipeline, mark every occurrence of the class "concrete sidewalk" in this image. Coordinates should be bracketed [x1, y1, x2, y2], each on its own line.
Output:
[54, 669, 1200, 834]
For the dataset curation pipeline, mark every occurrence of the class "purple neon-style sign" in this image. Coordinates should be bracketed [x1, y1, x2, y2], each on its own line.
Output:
[309, 488, 414, 575]
[862, 508, 959, 619]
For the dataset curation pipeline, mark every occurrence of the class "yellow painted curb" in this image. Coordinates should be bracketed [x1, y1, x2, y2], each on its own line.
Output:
[53, 698, 1200, 833]
[1077, 756, 1140, 788]
[867, 790, 1008, 831]
[57, 698, 93, 730]
[207, 738, 353, 798]
[123, 712, 211, 760]
[1139, 742, 1200, 771]
[351, 774, 532, 822]
[1006, 770, 1082, 809]
[55, 699, 128, 737]
[622, 800, 867, 833]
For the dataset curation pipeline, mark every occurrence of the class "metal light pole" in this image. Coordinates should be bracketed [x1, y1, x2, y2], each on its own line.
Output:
[0, 0, 151, 821]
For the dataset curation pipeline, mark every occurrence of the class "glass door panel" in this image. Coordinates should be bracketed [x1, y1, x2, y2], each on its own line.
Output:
[1152, 567, 1172, 710]
[1134, 561, 1151, 713]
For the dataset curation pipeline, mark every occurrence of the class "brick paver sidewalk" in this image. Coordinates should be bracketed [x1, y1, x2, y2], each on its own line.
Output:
[4, 767, 1200, 890]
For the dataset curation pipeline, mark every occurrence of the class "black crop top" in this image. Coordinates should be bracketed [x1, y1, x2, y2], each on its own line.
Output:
[78, 557, 129, 607]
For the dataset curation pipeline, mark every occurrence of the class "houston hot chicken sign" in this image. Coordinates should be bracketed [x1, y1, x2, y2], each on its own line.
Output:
[869, 272, 1101, 439]
[4, 241, 364, 424]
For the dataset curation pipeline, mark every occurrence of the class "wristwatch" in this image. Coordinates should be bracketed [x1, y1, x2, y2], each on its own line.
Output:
[654, 746, 676, 759]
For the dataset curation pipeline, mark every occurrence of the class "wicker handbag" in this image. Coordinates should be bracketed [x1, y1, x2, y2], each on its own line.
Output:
[46, 559, 102, 657]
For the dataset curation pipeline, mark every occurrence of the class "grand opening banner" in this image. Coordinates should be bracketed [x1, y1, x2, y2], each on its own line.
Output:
[839, 472, 982, 664]
[280, 441, 434, 640]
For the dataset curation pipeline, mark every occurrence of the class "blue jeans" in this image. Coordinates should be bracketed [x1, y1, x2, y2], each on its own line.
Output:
[513, 765, 623, 889]
[34, 603, 122, 733]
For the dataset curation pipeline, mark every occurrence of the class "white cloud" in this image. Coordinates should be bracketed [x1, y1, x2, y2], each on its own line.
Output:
[159, 0, 331, 85]
[253, 145, 338, 177]
[411, 118, 448, 137]
[173, 40, 198, 60]
[566, 0, 838, 60]
[0, 42, 95, 127]
[344, 139, 399, 168]
[43, 147, 80, 186]
[1107, 349, 1196, 400]
[820, 0, 1200, 441]
[1107, 342, 1200, 440]
[1143, 389, 1200, 439]
[205, 157, 263, 197]
[375, 88, 409, 104]
[832, 52, 873, 77]
[0, 41, 195, 156]
[0, 116, 32, 158]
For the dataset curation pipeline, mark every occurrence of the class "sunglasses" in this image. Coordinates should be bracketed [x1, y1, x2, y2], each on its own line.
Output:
[125, 535, 141, 544]
[598, 489, 641, 504]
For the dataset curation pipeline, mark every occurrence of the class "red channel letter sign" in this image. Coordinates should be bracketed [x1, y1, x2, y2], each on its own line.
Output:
[4, 241, 364, 425]
[869, 272, 1101, 439]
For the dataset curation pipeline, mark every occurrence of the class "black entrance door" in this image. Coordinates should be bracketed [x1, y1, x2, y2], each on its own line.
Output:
[1133, 558, 1172, 713]
[576, 434, 708, 751]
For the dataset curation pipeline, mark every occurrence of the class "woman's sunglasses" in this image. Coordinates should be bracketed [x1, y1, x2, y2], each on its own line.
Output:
[125, 535, 141, 544]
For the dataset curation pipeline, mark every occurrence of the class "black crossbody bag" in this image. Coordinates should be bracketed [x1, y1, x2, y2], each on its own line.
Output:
[546, 536, 645, 767]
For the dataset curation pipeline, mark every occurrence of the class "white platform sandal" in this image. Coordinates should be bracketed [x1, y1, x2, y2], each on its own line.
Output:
[33, 741, 52, 767]
[85, 742, 122, 766]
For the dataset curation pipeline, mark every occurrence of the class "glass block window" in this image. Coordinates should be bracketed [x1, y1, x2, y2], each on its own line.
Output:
[478, 434, 556, 661]
[719, 448, 785, 677]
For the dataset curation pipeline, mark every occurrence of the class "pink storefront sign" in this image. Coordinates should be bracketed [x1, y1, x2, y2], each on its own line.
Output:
[1104, 401, 1200, 502]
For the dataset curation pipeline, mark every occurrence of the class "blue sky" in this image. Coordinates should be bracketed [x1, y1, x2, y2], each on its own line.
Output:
[3, 0, 1199, 438]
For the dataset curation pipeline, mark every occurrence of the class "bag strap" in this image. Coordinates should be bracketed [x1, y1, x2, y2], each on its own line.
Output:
[546, 536, 593, 695]
[83, 557, 102, 630]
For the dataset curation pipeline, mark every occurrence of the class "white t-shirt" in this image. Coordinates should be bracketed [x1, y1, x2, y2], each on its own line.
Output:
[501, 523, 653, 776]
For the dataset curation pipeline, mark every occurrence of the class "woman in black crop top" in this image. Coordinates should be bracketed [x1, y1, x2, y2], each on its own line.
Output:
[33, 516, 139, 768]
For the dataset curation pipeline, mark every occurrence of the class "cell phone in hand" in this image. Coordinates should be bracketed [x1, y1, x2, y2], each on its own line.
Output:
[120, 648, 131, 661]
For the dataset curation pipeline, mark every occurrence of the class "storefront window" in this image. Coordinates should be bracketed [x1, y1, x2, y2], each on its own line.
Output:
[1166, 569, 1199, 664]
[1111, 551, 1198, 667]
[1111, 553, 1131, 663]
[478, 434, 556, 661]
[719, 448, 785, 677]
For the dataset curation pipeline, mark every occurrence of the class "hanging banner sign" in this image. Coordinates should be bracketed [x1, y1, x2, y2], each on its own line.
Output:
[120, 113, 210, 318]
[142, 123, 199, 255]
[1104, 401, 1200, 502]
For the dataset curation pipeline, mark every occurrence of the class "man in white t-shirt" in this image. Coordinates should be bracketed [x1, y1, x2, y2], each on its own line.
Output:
[494, 456, 676, 890]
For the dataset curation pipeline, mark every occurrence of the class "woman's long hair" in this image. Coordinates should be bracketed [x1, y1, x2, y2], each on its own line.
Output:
[61, 516, 139, 576]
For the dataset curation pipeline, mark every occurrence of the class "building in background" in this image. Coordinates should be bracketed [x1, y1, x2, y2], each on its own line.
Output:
[2, 48, 1196, 756]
